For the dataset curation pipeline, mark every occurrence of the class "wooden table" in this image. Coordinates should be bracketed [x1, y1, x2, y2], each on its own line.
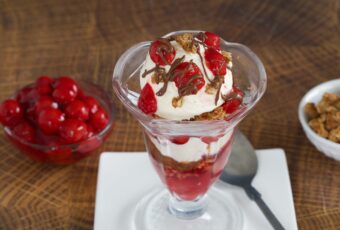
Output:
[0, 0, 339, 229]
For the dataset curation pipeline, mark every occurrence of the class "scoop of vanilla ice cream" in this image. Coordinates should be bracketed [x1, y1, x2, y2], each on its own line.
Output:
[140, 40, 233, 121]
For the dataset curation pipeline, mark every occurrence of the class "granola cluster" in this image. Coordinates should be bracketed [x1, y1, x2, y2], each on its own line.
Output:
[175, 33, 197, 53]
[304, 93, 340, 143]
[191, 107, 226, 121]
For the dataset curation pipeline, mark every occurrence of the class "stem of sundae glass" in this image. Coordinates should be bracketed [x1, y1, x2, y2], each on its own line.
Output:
[168, 194, 208, 219]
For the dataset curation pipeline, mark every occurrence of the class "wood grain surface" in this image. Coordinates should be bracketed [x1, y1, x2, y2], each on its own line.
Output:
[0, 0, 339, 229]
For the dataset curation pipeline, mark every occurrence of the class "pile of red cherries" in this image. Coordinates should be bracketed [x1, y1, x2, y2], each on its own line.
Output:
[0, 76, 109, 146]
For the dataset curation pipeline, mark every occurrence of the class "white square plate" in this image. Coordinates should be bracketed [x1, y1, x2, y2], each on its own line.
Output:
[94, 149, 297, 230]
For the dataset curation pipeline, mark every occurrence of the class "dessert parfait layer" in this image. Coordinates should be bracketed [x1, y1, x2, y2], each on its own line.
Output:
[145, 130, 234, 201]
[137, 31, 244, 200]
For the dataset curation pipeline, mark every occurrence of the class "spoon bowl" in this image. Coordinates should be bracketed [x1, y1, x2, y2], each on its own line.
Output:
[221, 130, 258, 185]
[221, 130, 285, 230]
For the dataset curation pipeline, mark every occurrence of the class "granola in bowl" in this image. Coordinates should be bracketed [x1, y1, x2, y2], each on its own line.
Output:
[304, 92, 340, 143]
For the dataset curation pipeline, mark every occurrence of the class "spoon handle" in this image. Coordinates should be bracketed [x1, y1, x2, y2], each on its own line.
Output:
[244, 185, 285, 230]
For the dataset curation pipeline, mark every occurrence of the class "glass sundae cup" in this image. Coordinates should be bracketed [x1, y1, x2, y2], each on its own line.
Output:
[112, 30, 267, 230]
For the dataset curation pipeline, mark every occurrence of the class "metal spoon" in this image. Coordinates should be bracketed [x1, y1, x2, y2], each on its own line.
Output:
[220, 130, 285, 230]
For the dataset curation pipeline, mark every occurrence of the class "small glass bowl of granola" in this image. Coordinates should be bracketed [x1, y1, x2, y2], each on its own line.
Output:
[298, 79, 340, 160]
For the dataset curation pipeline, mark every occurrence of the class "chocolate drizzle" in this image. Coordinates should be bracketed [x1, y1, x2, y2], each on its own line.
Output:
[156, 38, 175, 65]
[142, 65, 164, 78]
[156, 55, 185, 96]
[168, 36, 175, 42]
[195, 32, 208, 46]
[215, 83, 223, 105]
[178, 74, 202, 97]
[195, 44, 211, 83]
[206, 76, 224, 105]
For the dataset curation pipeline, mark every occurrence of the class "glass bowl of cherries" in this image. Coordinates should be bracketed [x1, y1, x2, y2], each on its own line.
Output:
[0, 76, 114, 165]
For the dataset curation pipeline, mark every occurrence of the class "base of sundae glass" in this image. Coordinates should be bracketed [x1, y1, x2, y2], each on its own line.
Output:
[133, 188, 243, 230]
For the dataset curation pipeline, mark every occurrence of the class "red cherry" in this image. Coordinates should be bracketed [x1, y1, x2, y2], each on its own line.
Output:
[38, 108, 65, 135]
[16, 86, 39, 108]
[52, 86, 77, 105]
[76, 89, 86, 99]
[204, 48, 227, 77]
[26, 96, 57, 123]
[65, 100, 89, 121]
[138, 83, 157, 114]
[201, 135, 222, 144]
[173, 62, 205, 95]
[53, 76, 78, 92]
[36, 76, 54, 94]
[83, 96, 99, 114]
[35, 129, 61, 145]
[59, 119, 88, 143]
[26, 106, 37, 123]
[86, 124, 95, 138]
[12, 121, 35, 143]
[221, 86, 244, 115]
[16, 86, 33, 102]
[200, 32, 220, 49]
[35, 95, 58, 115]
[223, 87, 244, 101]
[170, 136, 190, 145]
[90, 108, 109, 132]
[52, 77, 78, 104]
[149, 39, 176, 66]
[232, 86, 245, 97]
[77, 125, 103, 154]
[77, 124, 103, 153]
[222, 98, 242, 114]
[0, 99, 23, 127]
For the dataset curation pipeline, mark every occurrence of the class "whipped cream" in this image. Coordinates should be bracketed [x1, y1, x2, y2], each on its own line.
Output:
[148, 130, 233, 162]
[140, 40, 233, 120]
